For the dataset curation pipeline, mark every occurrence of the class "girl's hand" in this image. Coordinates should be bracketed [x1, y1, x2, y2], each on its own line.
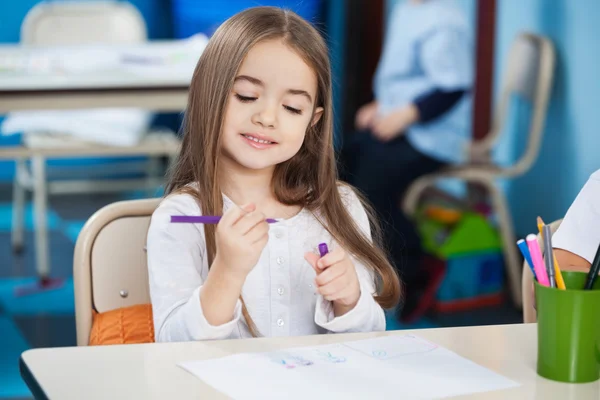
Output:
[304, 247, 361, 316]
[215, 203, 269, 278]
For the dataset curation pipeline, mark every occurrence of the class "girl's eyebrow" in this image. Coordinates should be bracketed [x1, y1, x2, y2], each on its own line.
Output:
[235, 75, 313, 103]
[235, 75, 264, 86]
[286, 89, 313, 104]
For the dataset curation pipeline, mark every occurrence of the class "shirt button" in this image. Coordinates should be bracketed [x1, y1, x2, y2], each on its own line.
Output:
[277, 318, 285, 327]
[277, 287, 285, 295]
[276, 256, 285, 265]
[275, 231, 284, 239]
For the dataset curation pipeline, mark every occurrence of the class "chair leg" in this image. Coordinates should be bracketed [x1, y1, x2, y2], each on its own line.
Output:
[11, 158, 26, 254]
[402, 174, 439, 217]
[32, 156, 50, 279]
[485, 180, 523, 308]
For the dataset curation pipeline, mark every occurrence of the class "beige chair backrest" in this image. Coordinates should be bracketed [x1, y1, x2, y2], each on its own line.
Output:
[73, 198, 160, 346]
[522, 219, 562, 323]
[21, 1, 147, 45]
[472, 33, 555, 177]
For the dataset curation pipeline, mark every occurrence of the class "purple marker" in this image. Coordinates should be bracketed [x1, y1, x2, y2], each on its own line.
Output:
[171, 216, 279, 224]
[318, 243, 329, 258]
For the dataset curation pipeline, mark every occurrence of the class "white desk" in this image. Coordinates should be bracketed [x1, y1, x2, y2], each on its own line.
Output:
[19, 323, 600, 400]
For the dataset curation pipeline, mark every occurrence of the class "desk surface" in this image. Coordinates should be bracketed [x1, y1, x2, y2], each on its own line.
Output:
[0, 69, 189, 91]
[0, 40, 203, 91]
[19, 323, 600, 400]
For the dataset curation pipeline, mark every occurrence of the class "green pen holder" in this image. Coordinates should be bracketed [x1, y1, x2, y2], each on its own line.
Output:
[536, 271, 600, 383]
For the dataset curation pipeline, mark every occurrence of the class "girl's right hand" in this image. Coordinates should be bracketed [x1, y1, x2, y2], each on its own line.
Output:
[214, 203, 270, 278]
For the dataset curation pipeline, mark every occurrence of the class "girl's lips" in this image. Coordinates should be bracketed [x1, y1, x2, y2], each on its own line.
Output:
[241, 132, 277, 143]
[240, 133, 278, 149]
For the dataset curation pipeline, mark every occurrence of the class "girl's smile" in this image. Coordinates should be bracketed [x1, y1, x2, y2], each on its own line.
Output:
[240, 132, 278, 149]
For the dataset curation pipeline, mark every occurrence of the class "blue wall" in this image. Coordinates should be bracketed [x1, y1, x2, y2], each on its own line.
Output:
[495, 0, 600, 235]
[0, 0, 173, 43]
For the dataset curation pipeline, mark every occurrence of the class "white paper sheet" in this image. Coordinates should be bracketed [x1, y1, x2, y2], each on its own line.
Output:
[179, 335, 519, 400]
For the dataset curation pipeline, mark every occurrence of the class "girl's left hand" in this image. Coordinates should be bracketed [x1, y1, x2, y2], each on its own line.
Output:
[304, 247, 361, 314]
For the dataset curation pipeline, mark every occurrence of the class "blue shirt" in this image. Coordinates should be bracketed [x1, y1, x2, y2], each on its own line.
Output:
[373, 0, 474, 163]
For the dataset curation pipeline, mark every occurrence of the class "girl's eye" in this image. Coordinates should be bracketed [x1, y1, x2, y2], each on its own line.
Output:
[235, 94, 257, 102]
[284, 105, 302, 115]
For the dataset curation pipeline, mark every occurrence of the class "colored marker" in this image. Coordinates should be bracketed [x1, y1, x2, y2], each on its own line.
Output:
[537, 217, 565, 289]
[526, 234, 549, 287]
[517, 239, 536, 280]
[171, 216, 280, 224]
[543, 225, 556, 288]
[584, 242, 600, 290]
[318, 243, 329, 258]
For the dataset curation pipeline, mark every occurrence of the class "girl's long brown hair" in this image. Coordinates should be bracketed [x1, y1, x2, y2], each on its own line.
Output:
[166, 7, 401, 336]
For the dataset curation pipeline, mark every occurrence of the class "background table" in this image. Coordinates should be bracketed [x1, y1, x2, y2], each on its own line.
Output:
[0, 40, 197, 278]
[0, 40, 200, 112]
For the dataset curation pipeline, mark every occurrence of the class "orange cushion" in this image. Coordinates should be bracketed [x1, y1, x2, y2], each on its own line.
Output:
[89, 304, 155, 345]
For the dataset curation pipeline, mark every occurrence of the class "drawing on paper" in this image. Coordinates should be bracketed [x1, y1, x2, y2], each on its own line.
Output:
[372, 350, 387, 358]
[270, 352, 314, 369]
[315, 350, 347, 363]
[343, 335, 439, 360]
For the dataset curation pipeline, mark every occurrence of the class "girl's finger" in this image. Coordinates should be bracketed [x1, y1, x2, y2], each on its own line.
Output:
[317, 247, 345, 270]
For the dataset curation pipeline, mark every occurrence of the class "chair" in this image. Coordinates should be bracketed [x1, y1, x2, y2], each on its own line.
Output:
[21, 1, 147, 45]
[73, 198, 159, 346]
[12, 1, 180, 278]
[403, 33, 556, 308]
[522, 219, 562, 323]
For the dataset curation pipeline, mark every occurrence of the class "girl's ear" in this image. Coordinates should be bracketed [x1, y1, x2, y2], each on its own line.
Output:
[311, 107, 324, 127]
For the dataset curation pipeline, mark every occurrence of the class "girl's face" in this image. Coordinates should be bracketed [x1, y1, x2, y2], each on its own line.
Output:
[220, 39, 323, 172]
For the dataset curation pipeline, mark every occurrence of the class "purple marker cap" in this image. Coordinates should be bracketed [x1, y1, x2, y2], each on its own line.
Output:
[318, 243, 329, 258]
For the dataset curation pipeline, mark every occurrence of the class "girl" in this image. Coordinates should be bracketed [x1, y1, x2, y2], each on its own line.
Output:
[147, 7, 401, 342]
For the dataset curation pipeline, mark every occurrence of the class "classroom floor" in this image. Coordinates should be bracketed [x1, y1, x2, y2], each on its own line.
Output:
[0, 185, 522, 400]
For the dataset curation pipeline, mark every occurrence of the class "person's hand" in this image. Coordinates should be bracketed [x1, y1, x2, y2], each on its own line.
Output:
[371, 104, 419, 142]
[304, 247, 361, 315]
[215, 203, 269, 278]
[355, 101, 379, 130]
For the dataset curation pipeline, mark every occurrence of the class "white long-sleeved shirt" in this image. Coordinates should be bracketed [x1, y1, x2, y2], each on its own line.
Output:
[553, 169, 600, 263]
[146, 185, 386, 342]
